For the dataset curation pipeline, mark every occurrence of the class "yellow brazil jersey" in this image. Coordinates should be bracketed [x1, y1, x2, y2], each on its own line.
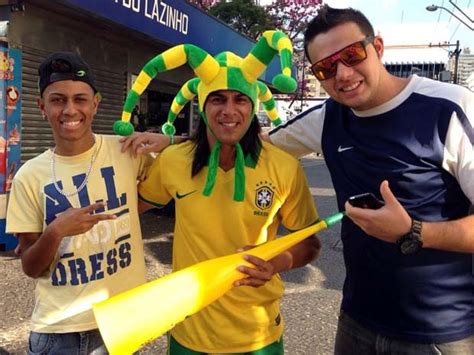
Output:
[139, 140, 318, 353]
[6, 135, 152, 333]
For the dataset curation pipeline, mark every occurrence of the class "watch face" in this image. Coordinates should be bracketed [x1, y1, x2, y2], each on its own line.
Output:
[400, 239, 422, 255]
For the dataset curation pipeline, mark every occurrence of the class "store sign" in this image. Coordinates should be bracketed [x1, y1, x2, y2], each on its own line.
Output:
[113, 0, 189, 35]
[63, 0, 282, 83]
[63, 0, 247, 51]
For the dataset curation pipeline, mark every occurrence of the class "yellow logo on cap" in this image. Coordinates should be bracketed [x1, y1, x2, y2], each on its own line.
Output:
[76, 70, 86, 77]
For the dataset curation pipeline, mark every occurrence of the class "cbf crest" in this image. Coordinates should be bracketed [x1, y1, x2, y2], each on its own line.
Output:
[255, 181, 275, 210]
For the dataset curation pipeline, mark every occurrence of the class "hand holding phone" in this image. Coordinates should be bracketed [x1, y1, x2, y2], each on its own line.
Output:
[348, 193, 385, 209]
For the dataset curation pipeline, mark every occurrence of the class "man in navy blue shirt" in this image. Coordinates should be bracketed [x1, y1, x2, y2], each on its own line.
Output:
[267, 4, 474, 354]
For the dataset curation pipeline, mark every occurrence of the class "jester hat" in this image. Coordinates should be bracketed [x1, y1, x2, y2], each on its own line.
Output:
[114, 30, 297, 201]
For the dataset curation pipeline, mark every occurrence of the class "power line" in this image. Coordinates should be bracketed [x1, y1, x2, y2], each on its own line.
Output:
[437, 0, 445, 23]
[449, 0, 460, 40]
[449, 0, 472, 42]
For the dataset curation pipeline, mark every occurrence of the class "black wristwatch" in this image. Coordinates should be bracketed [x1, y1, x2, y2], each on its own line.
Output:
[397, 219, 423, 255]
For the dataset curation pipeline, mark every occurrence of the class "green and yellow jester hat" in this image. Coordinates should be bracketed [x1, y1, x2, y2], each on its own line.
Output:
[114, 30, 297, 201]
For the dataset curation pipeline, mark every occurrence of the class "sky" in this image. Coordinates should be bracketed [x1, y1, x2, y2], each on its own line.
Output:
[261, 0, 474, 52]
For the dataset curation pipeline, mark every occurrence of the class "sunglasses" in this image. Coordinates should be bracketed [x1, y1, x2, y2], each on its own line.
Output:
[310, 36, 374, 81]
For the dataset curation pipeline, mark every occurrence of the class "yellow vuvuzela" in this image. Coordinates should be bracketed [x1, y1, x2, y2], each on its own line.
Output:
[92, 212, 344, 354]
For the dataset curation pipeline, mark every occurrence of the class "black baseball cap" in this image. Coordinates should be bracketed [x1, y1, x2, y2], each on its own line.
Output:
[38, 51, 98, 95]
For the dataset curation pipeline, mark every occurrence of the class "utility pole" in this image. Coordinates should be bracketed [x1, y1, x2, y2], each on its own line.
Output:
[426, 2, 473, 84]
[451, 40, 461, 84]
[424, 41, 462, 84]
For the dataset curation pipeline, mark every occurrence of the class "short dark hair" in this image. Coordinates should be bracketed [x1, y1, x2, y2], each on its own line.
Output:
[191, 116, 262, 177]
[304, 5, 375, 61]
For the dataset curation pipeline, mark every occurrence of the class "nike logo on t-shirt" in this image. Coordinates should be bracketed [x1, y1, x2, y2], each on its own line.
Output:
[337, 145, 354, 153]
[176, 190, 197, 199]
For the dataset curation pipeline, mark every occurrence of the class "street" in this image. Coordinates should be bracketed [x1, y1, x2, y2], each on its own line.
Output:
[0, 155, 345, 354]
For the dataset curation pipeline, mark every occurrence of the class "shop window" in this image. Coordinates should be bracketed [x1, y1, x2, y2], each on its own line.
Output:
[143, 90, 190, 135]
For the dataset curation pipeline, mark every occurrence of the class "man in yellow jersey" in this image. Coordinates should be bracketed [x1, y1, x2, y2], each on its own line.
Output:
[125, 31, 321, 354]
[6, 52, 152, 354]
[139, 89, 320, 354]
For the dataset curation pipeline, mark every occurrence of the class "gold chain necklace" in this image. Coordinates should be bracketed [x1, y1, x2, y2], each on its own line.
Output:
[50, 135, 98, 197]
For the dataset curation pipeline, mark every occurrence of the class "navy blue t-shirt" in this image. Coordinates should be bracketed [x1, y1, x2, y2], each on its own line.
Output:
[270, 75, 474, 343]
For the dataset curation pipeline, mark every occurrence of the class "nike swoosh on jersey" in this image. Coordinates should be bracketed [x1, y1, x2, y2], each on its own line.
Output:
[337, 145, 354, 153]
[176, 190, 197, 199]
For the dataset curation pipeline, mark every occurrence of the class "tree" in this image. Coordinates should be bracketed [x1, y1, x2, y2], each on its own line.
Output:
[188, 0, 325, 118]
[264, 1, 323, 117]
[209, 0, 272, 39]
[188, 0, 217, 11]
[265, 0, 322, 48]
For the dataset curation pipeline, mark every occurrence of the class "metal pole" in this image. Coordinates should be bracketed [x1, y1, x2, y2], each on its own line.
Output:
[426, 5, 474, 30]
[454, 40, 460, 84]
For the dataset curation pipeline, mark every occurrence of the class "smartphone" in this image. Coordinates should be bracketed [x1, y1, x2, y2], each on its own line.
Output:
[348, 192, 385, 209]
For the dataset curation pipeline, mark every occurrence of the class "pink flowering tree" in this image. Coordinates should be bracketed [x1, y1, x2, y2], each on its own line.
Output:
[266, 0, 323, 115]
[188, 0, 219, 11]
[265, 0, 322, 45]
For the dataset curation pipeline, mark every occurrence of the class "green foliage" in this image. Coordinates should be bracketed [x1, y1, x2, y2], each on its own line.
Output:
[209, 0, 272, 39]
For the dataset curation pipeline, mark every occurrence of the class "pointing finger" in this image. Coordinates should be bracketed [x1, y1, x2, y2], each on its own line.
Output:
[92, 213, 117, 222]
[83, 202, 106, 213]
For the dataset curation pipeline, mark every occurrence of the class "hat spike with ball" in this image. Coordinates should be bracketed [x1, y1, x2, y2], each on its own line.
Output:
[114, 30, 297, 201]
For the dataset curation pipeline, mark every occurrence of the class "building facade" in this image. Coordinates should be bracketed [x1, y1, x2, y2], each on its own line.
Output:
[449, 52, 474, 88]
[1, 0, 281, 162]
[0, 0, 283, 250]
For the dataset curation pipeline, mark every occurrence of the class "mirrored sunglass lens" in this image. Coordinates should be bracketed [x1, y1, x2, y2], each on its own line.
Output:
[315, 70, 326, 80]
[312, 60, 336, 80]
[340, 43, 366, 66]
[312, 66, 332, 80]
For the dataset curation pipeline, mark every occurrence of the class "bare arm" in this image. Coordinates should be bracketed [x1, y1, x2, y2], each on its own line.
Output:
[421, 215, 474, 252]
[18, 202, 116, 278]
[138, 200, 155, 214]
[17, 231, 60, 278]
[259, 131, 272, 143]
[120, 132, 187, 157]
[270, 235, 321, 272]
[345, 180, 474, 253]
[235, 235, 321, 287]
